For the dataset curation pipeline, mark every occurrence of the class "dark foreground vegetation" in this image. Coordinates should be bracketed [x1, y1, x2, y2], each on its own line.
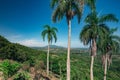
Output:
[0, 35, 120, 80]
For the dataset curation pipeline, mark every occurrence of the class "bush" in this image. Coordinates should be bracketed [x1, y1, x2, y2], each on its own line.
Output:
[0, 60, 21, 78]
[13, 71, 30, 80]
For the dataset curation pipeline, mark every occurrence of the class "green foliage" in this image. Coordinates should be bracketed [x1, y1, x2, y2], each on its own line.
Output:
[49, 53, 66, 79]
[0, 35, 45, 63]
[51, 0, 83, 23]
[28, 56, 36, 67]
[0, 44, 17, 59]
[85, 0, 96, 12]
[13, 71, 30, 80]
[41, 25, 58, 43]
[80, 11, 118, 46]
[0, 60, 21, 78]
[49, 53, 120, 80]
[98, 28, 120, 54]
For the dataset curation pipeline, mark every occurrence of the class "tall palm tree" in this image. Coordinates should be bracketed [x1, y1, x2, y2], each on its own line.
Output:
[51, 0, 84, 79]
[51, 0, 96, 79]
[98, 28, 120, 80]
[41, 25, 58, 76]
[80, 12, 118, 80]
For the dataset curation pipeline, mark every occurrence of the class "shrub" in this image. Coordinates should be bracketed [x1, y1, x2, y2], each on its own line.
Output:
[0, 60, 21, 78]
[13, 71, 30, 80]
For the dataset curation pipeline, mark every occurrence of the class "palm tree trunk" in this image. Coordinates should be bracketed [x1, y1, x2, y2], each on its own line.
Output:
[90, 55, 94, 80]
[90, 39, 96, 80]
[47, 42, 50, 76]
[67, 19, 71, 80]
[104, 54, 107, 80]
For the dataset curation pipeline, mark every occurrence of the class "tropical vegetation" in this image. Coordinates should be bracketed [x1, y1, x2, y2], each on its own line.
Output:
[0, 0, 120, 80]
[97, 28, 120, 80]
[80, 11, 118, 80]
[0, 35, 120, 79]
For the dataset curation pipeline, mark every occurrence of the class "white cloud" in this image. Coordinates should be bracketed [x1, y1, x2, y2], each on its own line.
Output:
[6, 34, 22, 42]
[17, 39, 46, 47]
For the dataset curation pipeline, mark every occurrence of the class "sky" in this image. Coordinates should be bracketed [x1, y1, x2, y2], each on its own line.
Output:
[0, 0, 120, 48]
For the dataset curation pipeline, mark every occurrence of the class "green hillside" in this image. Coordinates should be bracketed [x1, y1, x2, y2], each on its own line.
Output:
[0, 35, 120, 80]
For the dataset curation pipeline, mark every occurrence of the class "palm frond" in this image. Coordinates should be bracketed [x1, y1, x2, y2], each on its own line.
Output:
[80, 25, 92, 45]
[52, 5, 65, 23]
[109, 28, 117, 34]
[72, 2, 82, 23]
[50, 0, 59, 8]
[84, 12, 98, 24]
[85, 0, 96, 12]
[111, 35, 120, 42]
[52, 31, 57, 43]
[41, 30, 48, 41]
[99, 14, 119, 23]
[98, 24, 109, 37]
[44, 25, 50, 30]
[52, 27, 58, 32]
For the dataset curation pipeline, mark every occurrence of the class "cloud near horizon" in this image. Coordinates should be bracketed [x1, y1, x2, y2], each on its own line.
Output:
[17, 39, 45, 47]
[6, 35, 89, 48]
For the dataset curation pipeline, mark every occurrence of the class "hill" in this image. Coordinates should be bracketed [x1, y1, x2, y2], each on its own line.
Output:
[0, 35, 43, 62]
[0, 35, 59, 80]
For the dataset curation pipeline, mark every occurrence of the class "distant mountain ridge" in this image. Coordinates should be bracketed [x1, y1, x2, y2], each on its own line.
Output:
[44, 45, 65, 48]
[32, 45, 65, 49]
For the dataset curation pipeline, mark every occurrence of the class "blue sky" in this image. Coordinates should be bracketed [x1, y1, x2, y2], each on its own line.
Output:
[0, 0, 120, 48]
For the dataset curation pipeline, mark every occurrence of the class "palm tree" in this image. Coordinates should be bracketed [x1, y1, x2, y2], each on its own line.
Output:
[41, 25, 58, 76]
[50, 0, 97, 79]
[80, 12, 118, 80]
[98, 28, 120, 80]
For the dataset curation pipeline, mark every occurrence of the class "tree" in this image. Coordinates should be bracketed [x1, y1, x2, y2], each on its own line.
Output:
[41, 25, 58, 76]
[51, 0, 85, 79]
[80, 12, 118, 80]
[98, 28, 120, 80]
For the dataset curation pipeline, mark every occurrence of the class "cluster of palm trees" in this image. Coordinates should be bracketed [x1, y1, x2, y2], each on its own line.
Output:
[80, 11, 119, 80]
[41, 0, 120, 80]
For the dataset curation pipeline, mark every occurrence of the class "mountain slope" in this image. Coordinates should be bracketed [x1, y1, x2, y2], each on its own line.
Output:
[0, 35, 42, 62]
[0, 35, 10, 48]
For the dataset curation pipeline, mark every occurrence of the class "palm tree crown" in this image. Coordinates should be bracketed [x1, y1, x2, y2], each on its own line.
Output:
[51, 0, 84, 24]
[41, 25, 58, 43]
